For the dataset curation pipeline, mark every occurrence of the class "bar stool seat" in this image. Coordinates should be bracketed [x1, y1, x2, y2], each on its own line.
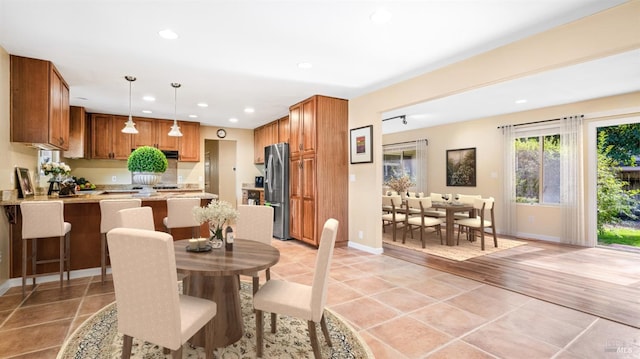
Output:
[20, 200, 71, 297]
[163, 197, 201, 239]
[99, 199, 141, 283]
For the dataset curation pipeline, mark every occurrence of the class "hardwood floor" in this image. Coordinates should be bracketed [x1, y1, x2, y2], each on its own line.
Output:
[383, 236, 640, 329]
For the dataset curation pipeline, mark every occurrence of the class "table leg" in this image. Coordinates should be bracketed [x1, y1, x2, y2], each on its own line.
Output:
[184, 273, 243, 348]
[445, 209, 455, 246]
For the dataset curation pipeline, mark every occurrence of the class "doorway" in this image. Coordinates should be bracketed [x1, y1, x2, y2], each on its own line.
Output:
[204, 139, 237, 208]
[588, 116, 640, 250]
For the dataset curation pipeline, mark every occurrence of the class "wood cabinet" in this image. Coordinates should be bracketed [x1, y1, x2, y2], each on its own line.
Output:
[278, 115, 289, 143]
[178, 121, 200, 162]
[63, 106, 87, 159]
[131, 118, 179, 151]
[253, 119, 282, 163]
[10, 55, 70, 150]
[89, 114, 132, 159]
[289, 95, 348, 247]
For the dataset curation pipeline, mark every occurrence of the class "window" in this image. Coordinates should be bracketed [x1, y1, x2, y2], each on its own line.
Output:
[515, 134, 560, 204]
[382, 140, 428, 193]
[383, 150, 415, 183]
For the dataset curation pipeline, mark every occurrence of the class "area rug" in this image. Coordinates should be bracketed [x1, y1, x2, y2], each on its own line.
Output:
[57, 282, 373, 359]
[383, 229, 527, 261]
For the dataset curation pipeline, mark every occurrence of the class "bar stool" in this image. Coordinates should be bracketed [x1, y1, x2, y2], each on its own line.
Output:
[20, 200, 71, 297]
[117, 206, 156, 231]
[163, 198, 201, 238]
[99, 199, 141, 283]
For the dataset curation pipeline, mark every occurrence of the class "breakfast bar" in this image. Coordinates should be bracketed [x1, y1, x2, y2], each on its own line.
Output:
[0, 191, 217, 278]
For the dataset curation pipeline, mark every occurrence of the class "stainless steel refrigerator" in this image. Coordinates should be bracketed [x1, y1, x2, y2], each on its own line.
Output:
[264, 142, 290, 240]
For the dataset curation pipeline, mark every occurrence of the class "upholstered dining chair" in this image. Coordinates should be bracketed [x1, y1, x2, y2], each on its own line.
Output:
[107, 228, 217, 359]
[453, 194, 481, 220]
[404, 197, 444, 247]
[381, 195, 406, 242]
[117, 206, 155, 231]
[235, 205, 275, 296]
[99, 199, 142, 283]
[456, 197, 497, 250]
[423, 193, 448, 219]
[20, 200, 71, 297]
[253, 218, 339, 359]
[163, 197, 201, 239]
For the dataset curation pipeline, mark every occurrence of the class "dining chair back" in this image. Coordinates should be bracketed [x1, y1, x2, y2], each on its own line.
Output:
[236, 204, 275, 295]
[107, 228, 217, 358]
[20, 200, 71, 296]
[253, 218, 339, 359]
[405, 197, 444, 247]
[381, 195, 406, 242]
[99, 199, 141, 283]
[453, 194, 482, 220]
[117, 206, 155, 231]
[163, 197, 201, 239]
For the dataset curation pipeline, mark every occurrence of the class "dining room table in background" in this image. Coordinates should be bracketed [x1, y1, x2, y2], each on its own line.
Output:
[430, 201, 475, 246]
[173, 238, 280, 348]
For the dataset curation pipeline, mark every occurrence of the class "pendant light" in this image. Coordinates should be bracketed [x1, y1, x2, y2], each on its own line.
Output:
[168, 82, 183, 137]
[121, 76, 139, 134]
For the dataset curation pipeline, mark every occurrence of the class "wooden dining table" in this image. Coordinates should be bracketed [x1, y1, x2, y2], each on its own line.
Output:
[173, 238, 280, 348]
[430, 202, 475, 246]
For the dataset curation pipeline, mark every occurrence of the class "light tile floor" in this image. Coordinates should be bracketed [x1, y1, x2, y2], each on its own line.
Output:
[0, 239, 639, 358]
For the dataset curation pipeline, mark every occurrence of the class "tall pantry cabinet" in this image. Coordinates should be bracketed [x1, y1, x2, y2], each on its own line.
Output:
[289, 95, 348, 247]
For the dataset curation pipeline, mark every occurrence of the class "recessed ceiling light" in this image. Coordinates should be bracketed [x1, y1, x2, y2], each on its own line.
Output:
[297, 62, 313, 69]
[515, 99, 528, 104]
[197, 103, 208, 108]
[158, 29, 178, 40]
[188, 114, 198, 118]
[370, 8, 392, 24]
[142, 110, 152, 114]
[143, 95, 156, 102]
[229, 118, 239, 123]
[244, 107, 255, 113]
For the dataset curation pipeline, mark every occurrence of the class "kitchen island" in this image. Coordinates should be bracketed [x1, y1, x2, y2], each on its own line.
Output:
[0, 191, 217, 278]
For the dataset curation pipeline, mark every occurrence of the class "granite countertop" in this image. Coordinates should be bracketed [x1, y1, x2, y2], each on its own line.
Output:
[0, 191, 217, 206]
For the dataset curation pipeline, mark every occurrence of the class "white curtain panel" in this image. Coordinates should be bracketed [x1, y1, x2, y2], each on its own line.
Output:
[560, 115, 587, 246]
[415, 139, 428, 194]
[502, 125, 517, 236]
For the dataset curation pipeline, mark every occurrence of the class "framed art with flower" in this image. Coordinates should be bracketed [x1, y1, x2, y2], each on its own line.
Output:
[350, 125, 373, 164]
[15, 167, 34, 198]
[446, 147, 476, 187]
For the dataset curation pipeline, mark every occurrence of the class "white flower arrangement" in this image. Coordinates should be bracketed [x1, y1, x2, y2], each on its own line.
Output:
[41, 161, 71, 177]
[192, 200, 239, 236]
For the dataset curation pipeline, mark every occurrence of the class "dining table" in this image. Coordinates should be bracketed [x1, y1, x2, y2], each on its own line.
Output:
[430, 201, 475, 246]
[173, 238, 280, 348]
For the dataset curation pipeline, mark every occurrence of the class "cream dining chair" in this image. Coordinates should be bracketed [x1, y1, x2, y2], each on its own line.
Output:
[163, 197, 201, 239]
[456, 197, 497, 250]
[253, 218, 339, 359]
[453, 194, 481, 220]
[381, 195, 406, 242]
[99, 199, 142, 283]
[107, 228, 217, 359]
[20, 200, 71, 297]
[404, 197, 444, 247]
[236, 204, 275, 296]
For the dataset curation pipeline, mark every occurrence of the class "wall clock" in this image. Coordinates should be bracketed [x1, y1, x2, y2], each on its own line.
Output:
[216, 128, 227, 138]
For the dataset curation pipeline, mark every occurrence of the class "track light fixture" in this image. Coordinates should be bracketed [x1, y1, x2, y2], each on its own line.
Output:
[382, 115, 407, 125]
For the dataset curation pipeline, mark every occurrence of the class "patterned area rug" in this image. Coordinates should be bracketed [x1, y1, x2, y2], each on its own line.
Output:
[383, 229, 527, 261]
[57, 282, 372, 359]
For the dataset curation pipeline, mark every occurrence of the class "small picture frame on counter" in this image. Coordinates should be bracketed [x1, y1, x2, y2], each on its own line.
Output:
[15, 167, 34, 198]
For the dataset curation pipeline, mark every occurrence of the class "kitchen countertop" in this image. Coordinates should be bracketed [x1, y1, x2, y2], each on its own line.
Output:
[0, 190, 217, 206]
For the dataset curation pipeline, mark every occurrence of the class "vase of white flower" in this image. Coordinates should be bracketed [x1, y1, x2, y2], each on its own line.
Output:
[192, 200, 239, 246]
[41, 161, 71, 195]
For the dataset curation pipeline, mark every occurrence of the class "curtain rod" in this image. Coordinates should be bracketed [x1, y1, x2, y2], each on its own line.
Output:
[383, 139, 428, 147]
[496, 115, 583, 129]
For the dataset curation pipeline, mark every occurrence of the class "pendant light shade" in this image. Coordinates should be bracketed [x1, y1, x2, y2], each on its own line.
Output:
[168, 82, 183, 137]
[121, 76, 139, 134]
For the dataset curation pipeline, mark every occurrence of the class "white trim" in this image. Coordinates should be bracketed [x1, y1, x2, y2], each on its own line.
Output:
[516, 232, 562, 243]
[348, 240, 383, 255]
[0, 267, 104, 296]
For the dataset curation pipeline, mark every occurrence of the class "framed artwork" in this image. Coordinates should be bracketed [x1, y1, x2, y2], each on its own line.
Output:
[350, 125, 373, 164]
[446, 147, 476, 187]
[16, 167, 34, 198]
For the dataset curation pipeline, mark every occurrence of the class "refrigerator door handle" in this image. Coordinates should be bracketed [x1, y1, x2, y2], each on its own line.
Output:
[266, 154, 273, 193]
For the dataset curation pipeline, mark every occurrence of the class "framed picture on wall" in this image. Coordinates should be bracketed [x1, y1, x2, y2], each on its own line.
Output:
[16, 167, 34, 198]
[446, 147, 476, 187]
[350, 125, 373, 164]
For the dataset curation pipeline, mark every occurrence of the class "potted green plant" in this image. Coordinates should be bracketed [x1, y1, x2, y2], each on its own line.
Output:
[127, 146, 168, 194]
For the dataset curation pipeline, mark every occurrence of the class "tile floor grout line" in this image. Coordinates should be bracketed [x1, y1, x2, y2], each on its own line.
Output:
[550, 316, 600, 359]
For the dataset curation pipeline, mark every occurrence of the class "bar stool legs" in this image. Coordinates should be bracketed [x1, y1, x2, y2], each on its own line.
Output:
[21, 233, 70, 297]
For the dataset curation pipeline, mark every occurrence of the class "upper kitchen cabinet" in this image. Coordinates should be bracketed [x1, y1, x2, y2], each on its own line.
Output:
[253, 119, 280, 164]
[131, 118, 179, 151]
[10, 55, 70, 150]
[278, 115, 289, 144]
[89, 114, 132, 160]
[63, 106, 88, 159]
[289, 95, 348, 247]
[178, 121, 200, 162]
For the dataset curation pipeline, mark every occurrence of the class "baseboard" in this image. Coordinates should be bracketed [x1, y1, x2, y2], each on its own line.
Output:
[348, 241, 383, 255]
[0, 267, 104, 296]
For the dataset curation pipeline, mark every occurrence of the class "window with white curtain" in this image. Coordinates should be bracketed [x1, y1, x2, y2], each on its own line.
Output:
[383, 140, 428, 192]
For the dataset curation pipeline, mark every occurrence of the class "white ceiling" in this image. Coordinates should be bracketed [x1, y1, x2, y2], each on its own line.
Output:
[0, 0, 636, 132]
